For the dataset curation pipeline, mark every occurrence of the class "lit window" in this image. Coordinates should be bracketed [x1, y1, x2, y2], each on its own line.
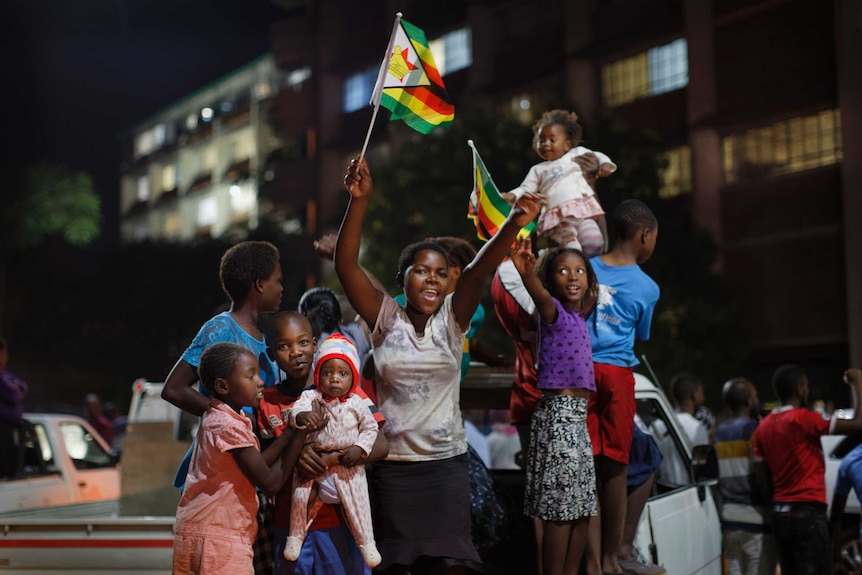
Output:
[602, 39, 688, 107]
[343, 66, 378, 113]
[198, 196, 218, 226]
[153, 124, 166, 147]
[722, 109, 842, 184]
[230, 184, 256, 214]
[161, 165, 177, 192]
[506, 94, 535, 125]
[136, 176, 150, 202]
[186, 114, 198, 131]
[284, 66, 312, 88]
[430, 27, 472, 76]
[254, 81, 272, 101]
[648, 39, 688, 96]
[163, 211, 181, 238]
[657, 146, 692, 198]
[202, 147, 216, 172]
[134, 130, 156, 158]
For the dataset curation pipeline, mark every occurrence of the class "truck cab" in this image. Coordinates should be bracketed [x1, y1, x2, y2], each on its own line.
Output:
[0, 414, 120, 517]
[632, 373, 722, 575]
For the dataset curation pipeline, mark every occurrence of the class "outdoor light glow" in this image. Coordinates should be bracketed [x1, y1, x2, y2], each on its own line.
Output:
[520, 98, 531, 110]
[201, 107, 214, 121]
[229, 184, 241, 196]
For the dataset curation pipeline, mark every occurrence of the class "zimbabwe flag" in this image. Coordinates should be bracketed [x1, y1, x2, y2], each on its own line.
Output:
[371, 17, 455, 134]
[467, 140, 536, 242]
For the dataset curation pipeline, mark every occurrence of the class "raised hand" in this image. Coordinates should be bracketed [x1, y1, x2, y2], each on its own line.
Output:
[313, 233, 337, 261]
[511, 237, 536, 277]
[509, 192, 543, 228]
[343, 157, 373, 199]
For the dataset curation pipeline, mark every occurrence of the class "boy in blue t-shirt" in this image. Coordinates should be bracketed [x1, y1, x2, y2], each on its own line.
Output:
[584, 199, 660, 575]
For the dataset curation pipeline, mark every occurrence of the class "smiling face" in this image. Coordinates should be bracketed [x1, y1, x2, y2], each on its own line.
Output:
[318, 357, 354, 400]
[272, 315, 316, 383]
[536, 123, 573, 161]
[399, 249, 450, 323]
[218, 350, 264, 411]
[548, 252, 589, 311]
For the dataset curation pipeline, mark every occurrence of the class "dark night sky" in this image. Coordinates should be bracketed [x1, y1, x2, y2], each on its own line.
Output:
[3, 0, 278, 247]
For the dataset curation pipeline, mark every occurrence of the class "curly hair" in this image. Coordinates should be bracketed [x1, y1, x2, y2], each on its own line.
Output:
[613, 199, 658, 240]
[219, 241, 280, 305]
[426, 236, 477, 270]
[298, 287, 342, 339]
[198, 342, 251, 393]
[536, 247, 597, 313]
[532, 109, 583, 149]
[397, 241, 450, 277]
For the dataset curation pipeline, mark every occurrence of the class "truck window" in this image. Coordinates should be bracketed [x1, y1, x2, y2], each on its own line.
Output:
[59, 422, 114, 470]
[33, 424, 54, 466]
[636, 397, 692, 491]
[17, 422, 54, 475]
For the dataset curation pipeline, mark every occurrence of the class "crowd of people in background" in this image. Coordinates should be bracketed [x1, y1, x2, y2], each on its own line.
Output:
[6, 109, 862, 575]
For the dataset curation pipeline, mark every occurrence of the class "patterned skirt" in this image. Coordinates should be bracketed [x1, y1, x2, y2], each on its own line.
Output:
[524, 393, 597, 521]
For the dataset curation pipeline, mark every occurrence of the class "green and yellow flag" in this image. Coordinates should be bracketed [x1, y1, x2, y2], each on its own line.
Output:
[370, 16, 454, 134]
[467, 140, 535, 242]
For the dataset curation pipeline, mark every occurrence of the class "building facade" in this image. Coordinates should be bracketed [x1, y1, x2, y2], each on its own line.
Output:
[119, 55, 301, 243]
[121, 0, 861, 382]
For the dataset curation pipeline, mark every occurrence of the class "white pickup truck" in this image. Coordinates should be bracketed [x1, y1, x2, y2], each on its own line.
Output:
[630, 373, 722, 574]
[0, 384, 182, 574]
[0, 413, 120, 518]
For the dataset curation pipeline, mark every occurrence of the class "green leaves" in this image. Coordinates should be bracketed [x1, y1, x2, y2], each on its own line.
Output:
[3, 163, 102, 248]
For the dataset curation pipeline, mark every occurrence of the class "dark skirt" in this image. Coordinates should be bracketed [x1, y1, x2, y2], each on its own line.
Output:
[368, 453, 483, 574]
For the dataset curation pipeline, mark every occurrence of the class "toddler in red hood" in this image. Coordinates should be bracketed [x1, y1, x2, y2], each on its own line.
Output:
[283, 334, 381, 568]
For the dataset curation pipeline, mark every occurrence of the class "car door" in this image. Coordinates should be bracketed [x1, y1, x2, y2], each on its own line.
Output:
[57, 419, 120, 503]
[633, 392, 723, 575]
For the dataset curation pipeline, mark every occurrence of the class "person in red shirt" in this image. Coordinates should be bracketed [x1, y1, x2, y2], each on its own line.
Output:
[752, 365, 862, 575]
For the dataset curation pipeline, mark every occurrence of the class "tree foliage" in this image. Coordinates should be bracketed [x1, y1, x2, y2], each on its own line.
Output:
[2, 163, 102, 248]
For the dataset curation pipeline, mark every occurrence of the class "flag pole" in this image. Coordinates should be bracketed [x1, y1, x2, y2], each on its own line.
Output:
[359, 12, 403, 162]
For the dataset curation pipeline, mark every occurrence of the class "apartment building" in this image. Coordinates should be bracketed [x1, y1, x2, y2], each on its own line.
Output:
[118, 55, 303, 242]
[120, 0, 861, 375]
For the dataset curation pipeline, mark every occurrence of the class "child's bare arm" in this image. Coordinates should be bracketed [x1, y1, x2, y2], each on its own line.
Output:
[511, 237, 556, 324]
[234, 427, 310, 496]
[453, 193, 542, 330]
[162, 360, 210, 417]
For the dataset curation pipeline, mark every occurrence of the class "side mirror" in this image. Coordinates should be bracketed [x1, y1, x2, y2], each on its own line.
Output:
[692, 444, 719, 486]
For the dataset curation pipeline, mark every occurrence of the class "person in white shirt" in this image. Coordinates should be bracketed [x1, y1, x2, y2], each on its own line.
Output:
[670, 372, 710, 446]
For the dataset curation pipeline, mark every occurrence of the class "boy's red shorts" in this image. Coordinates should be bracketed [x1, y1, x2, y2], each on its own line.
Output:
[587, 363, 636, 464]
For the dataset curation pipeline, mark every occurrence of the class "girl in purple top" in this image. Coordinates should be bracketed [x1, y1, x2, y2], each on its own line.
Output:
[512, 239, 598, 575]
